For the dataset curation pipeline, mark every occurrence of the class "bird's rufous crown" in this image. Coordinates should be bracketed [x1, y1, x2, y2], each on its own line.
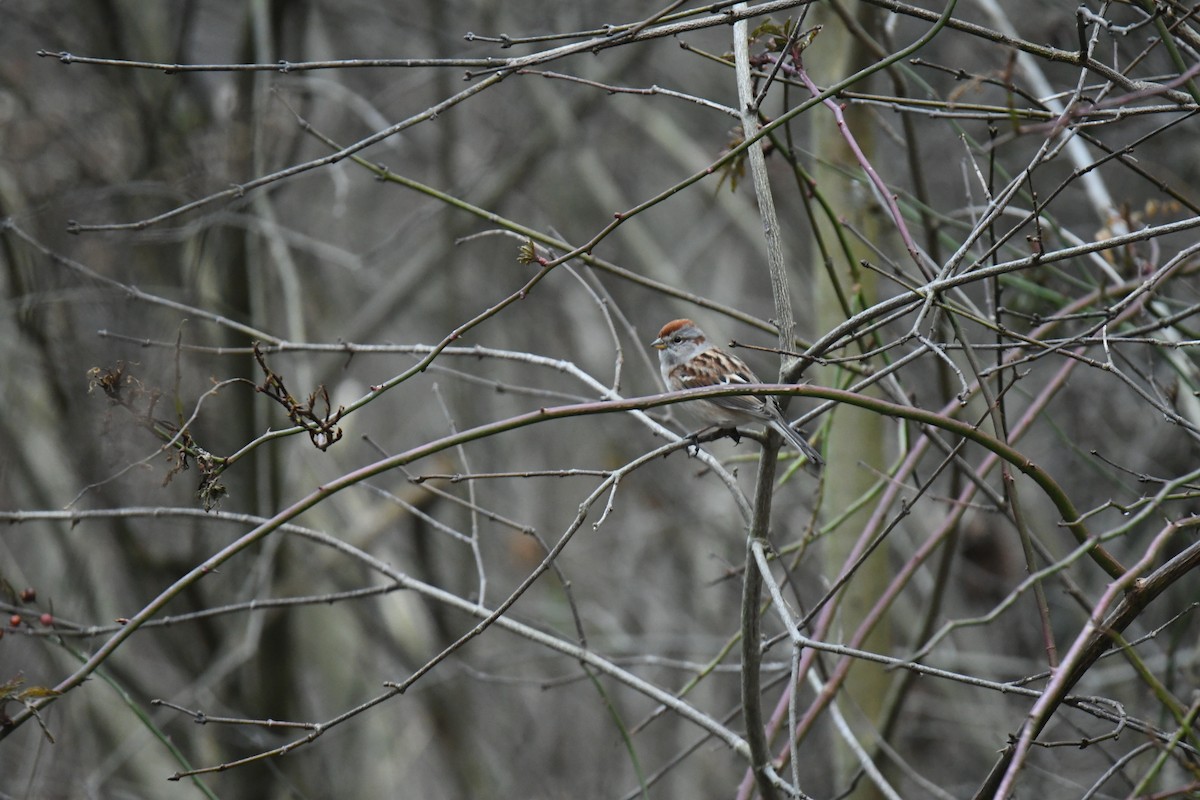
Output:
[656, 319, 699, 340]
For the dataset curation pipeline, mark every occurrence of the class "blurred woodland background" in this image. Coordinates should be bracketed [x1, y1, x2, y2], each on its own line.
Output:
[2, 1, 1200, 798]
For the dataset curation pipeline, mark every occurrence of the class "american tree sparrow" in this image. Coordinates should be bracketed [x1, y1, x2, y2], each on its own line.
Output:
[651, 318, 823, 471]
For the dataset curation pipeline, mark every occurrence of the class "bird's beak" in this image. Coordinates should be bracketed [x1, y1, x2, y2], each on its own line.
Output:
[650, 336, 666, 350]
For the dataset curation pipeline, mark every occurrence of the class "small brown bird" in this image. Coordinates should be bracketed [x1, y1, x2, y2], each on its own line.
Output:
[651, 318, 822, 471]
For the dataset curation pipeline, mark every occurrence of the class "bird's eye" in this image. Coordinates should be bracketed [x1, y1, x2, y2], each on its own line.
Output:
[672, 335, 683, 344]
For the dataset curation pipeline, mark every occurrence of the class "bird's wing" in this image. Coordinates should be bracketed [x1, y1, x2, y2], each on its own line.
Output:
[671, 351, 769, 418]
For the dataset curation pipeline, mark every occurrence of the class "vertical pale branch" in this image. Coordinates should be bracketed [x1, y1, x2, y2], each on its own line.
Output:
[732, 6, 796, 799]
[732, 3, 796, 364]
[740, 450, 783, 800]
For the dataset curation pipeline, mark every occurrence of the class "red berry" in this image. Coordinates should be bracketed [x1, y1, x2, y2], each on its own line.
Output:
[19, 588, 36, 603]
[39, 613, 53, 627]
[9, 615, 22, 628]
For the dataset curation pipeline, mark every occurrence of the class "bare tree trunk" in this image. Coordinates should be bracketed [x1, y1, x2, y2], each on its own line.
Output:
[809, 4, 891, 797]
